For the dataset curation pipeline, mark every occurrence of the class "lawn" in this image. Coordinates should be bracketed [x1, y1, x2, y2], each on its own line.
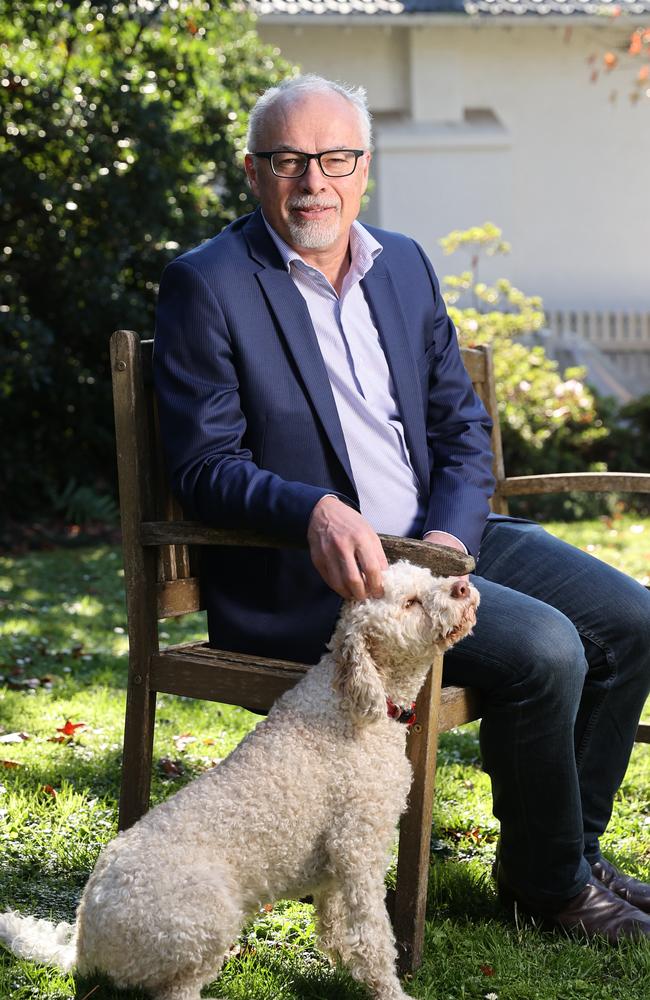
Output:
[1, 515, 649, 1000]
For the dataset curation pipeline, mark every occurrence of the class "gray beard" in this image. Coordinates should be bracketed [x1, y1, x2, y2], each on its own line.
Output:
[287, 213, 341, 250]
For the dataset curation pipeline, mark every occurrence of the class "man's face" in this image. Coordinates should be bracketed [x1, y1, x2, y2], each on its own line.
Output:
[244, 91, 370, 256]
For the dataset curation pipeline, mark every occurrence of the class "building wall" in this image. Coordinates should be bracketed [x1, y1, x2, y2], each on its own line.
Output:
[258, 21, 650, 312]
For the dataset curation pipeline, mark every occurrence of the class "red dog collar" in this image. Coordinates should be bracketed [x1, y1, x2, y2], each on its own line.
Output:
[386, 698, 417, 727]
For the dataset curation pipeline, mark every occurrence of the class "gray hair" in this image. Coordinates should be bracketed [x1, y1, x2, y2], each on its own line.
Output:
[246, 75, 373, 153]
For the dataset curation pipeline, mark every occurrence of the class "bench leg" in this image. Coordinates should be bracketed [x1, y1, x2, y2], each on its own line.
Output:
[118, 671, 157, 831]
[392, 654, 444, 974]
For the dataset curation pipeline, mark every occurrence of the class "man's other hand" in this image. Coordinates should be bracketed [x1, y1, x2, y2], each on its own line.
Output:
[423, 530, 470, 584]
[307, 496, 388, 601]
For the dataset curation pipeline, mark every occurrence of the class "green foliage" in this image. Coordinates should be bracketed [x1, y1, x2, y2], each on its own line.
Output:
[0, 0, 291, 521]
[47, 477, 119, 526]
[440, 223, 613, 519]
[439, 220, 511, 260]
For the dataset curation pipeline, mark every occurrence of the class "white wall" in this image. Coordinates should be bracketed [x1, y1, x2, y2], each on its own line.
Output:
[258, 19, 650, 312]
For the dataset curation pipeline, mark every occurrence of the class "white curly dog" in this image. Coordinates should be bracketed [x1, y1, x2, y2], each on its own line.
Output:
[0, 560, 478, 1000]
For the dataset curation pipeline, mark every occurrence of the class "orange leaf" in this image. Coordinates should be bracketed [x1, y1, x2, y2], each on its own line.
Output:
[56, 720, 86, 736]
[1, 760, 21, 768]
[629, 33, 643, 56]
[480, 964, 495, 976]
[603, 52, 618, 70]
[42, 784, 57, 799]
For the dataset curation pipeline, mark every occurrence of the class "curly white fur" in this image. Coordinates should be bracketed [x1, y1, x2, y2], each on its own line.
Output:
[0, 561, 478, 1000]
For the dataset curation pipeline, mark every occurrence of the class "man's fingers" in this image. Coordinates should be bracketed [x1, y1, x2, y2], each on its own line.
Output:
[357, 548, 387, 599]
[307, 496, 388, 601]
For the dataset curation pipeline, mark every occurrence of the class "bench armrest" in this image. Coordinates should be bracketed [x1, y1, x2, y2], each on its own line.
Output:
[497, 472, 650, 498]
[140, 521, 475, 577]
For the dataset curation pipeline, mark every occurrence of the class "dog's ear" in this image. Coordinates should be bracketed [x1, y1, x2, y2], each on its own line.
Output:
[332, 629, 386, 723]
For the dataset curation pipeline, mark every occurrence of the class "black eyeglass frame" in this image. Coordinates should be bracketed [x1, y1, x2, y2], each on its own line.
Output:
[252, 148, 366, 178]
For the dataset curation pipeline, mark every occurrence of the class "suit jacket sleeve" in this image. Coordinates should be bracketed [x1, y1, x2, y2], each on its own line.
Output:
[417, 245, 495, 556]
[153, 257, 337, 538]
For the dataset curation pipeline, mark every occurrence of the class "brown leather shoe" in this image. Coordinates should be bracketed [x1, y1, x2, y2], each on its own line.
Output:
[496, 866, 650, 943]
[592, 857, 650, 914]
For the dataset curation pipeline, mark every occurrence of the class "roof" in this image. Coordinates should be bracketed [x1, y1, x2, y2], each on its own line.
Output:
[251, 0, 650, 18]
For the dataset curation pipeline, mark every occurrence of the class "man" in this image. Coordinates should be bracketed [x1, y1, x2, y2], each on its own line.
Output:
[153, 75, 650, 940]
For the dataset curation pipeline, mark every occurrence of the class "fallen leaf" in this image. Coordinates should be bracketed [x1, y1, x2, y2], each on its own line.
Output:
[0, 760, 21, 769]
[173, 733, 197, 752]
[48, 735, 71, 744]
[159, 757, 184, 778]
[0, 732, 30, 744]
[480, 964, 495, 976]
[41, 784, 57, 799]
[56, 720, 87, 736]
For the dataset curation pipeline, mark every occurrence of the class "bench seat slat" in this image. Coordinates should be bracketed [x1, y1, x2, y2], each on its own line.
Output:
[150, 643, 307, 710]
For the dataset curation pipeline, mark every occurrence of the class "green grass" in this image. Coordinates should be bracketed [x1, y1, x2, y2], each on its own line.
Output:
[1, 515, 649, 999]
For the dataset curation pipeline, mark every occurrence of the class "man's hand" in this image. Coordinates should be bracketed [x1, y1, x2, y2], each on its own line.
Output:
[423, 530, 470, 583]
[307, 496, 388, 601]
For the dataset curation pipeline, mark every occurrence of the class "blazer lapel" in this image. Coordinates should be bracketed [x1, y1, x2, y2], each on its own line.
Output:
[244, 213, 357, 495]
[361, 259, 430, 494]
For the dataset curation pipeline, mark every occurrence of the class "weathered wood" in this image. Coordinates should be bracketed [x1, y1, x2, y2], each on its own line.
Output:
[157, 577, 202, 618]
[438, 685, 483, 732]
[111, 330, 160, 831]
[484, 345, 510, 516]
[459, 346, 488, 383]
[141, 522, 475, 577]
[394, 659, 444, 974]
[497, 472, 650, 497]
[636, 723, 650, 744]
[150, 644, 306, 710]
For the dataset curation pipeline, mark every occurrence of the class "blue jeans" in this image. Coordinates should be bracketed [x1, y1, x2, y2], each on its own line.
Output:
[443, 519, 650, 907]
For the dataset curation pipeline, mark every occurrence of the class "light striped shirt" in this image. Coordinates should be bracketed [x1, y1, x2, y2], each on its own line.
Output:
[264, 217, 426, 537]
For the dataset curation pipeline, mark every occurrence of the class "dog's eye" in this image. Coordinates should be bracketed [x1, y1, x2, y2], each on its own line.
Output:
[404, 597, 421, 609]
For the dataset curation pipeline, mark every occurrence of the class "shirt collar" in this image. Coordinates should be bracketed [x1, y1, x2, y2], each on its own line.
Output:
[261, 213, 382, 283]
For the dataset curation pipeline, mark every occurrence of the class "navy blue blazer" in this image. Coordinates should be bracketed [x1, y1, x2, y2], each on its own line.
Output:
[153, 209, 495, 663]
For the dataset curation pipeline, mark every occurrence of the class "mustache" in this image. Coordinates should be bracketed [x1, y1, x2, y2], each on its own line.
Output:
[288, 197, 340, 211]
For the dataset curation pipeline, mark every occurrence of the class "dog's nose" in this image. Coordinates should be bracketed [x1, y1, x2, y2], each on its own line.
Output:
[450, 580, 469, 599]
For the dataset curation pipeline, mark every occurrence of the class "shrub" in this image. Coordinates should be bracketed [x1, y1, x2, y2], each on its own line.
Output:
[0, 0, 291, 523]
[440, 223, 615, 519]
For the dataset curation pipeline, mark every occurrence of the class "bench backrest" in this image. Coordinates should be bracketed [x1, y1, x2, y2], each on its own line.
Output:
[110, 332, 504, 622]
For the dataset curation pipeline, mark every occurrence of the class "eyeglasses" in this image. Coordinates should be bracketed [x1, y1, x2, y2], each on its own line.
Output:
[252, 148, 366, 179]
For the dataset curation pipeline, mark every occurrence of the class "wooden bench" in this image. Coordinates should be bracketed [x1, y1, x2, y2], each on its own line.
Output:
[110, 330, 650, 975]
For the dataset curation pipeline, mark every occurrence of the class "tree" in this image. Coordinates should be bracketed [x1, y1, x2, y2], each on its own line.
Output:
[0, 0, 291, 523]
[587, 10, 650, 103]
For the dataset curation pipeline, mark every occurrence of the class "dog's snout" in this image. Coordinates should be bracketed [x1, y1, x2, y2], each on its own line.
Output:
[450, 580, 469, 600]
